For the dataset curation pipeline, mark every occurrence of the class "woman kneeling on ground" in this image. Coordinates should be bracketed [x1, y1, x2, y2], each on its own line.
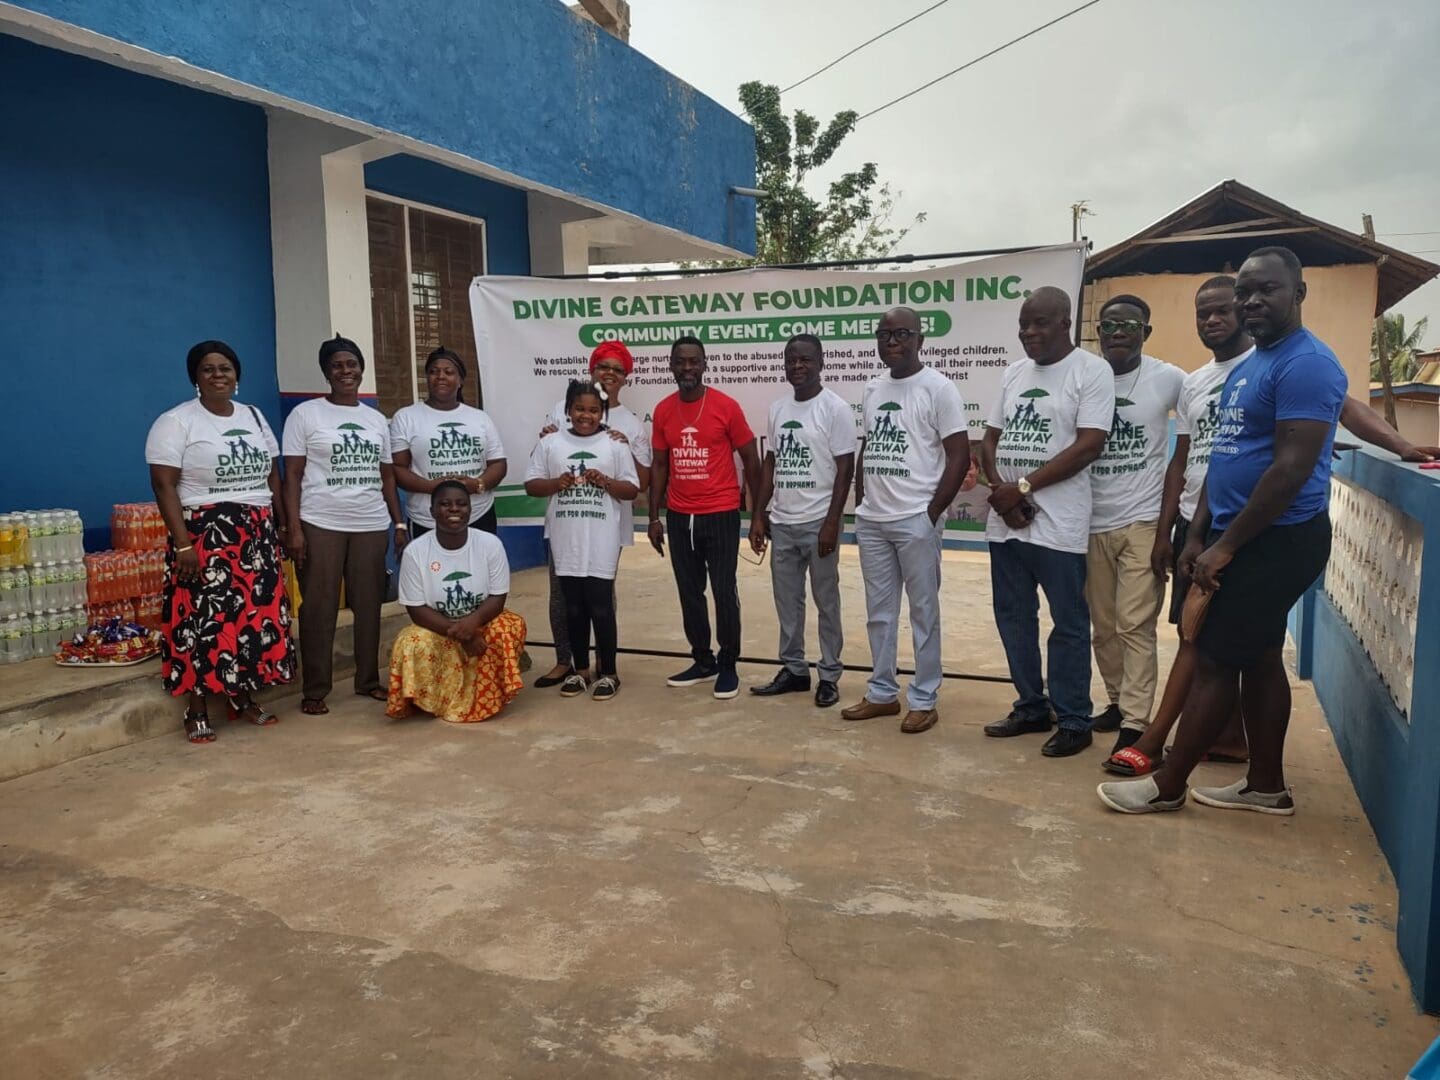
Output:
[386, 480, 527, 723]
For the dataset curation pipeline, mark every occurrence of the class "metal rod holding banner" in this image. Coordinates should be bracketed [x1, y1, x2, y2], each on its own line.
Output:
[539, 245, 1049, 280]
[522, 640, 1015, 684]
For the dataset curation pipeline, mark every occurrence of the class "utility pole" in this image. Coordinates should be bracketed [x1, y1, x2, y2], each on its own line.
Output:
[1070, 200, 1094, 243]
[1363, 214, 1398, 428]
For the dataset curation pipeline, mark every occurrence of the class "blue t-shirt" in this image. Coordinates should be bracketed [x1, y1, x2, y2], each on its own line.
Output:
[1205, 326, 1346, 531]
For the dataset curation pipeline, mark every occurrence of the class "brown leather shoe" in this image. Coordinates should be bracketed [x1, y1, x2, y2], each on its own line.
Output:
[841, 697, 902, 721]
[901, 709, 938, 734]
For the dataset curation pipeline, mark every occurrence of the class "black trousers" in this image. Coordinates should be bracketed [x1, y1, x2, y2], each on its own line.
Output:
[666, 508, 741, 669]
[408, 507, 498, 539]
[558, 575, 617, 675]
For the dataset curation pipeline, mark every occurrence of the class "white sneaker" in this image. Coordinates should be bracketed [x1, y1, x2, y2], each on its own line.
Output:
[1192, 779, 1295, 816]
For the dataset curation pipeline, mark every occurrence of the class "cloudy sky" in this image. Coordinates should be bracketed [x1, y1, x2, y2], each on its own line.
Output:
[626, 0, 1440, 348]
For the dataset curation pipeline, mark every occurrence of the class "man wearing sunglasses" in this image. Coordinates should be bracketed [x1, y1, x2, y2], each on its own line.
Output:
[981, 286, 1113, 757]
[1084, 295, 1186, 756]
[748, 334, 857, 707]
[841, 307, 970, 735]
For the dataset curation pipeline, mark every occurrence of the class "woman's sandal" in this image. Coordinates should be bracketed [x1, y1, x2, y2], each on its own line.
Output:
[1102, 746, 1158, 777]
[183, 707, 217, 744]
[229, 698, 279, 726]
[301, 698, 329, 715]
[357, 687, 388, 702]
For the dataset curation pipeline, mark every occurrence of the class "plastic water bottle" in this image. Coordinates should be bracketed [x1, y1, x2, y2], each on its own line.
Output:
[12, 566, 30, 615]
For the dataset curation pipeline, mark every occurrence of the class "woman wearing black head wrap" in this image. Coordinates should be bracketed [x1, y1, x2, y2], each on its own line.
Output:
[144, 340, 295, 743]
[280, 335, 407, 715]
[389, 345, 508, 537]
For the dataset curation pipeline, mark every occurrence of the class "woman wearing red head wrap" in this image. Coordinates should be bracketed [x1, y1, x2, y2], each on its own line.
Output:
[528, 342, 652, 688]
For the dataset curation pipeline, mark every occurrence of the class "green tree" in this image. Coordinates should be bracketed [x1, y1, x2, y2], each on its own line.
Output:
[1371, 312, 1428, 382]
[736, 82, 925, 265]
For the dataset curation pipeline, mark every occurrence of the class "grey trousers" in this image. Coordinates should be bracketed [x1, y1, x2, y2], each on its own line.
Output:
[855, 511, 944, 711]
[768, 517, 844, 684]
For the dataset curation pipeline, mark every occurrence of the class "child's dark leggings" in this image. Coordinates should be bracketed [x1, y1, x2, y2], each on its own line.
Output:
[559, 576, 617, 676]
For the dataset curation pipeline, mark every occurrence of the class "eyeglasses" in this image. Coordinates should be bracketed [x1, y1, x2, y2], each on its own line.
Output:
[593, 363, 627, 375]
[875, 328, 919, 344]
[740, 543, 768, 567]
[1098, 318, 1144, 334]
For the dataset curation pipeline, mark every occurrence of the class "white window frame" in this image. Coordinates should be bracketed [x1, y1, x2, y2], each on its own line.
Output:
[365, 192, 489, 406]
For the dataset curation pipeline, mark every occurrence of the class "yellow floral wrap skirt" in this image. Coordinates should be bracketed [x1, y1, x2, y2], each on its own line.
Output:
[386, 611, 527, 724]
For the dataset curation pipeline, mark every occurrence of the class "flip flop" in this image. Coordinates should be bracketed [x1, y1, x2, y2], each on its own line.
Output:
[1102, 746, 1157, 777]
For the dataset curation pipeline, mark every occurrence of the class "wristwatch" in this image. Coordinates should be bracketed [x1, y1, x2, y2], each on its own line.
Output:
[1017, 476, 1033, 496]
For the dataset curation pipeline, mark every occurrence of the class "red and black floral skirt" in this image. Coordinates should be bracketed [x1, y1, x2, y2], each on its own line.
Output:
[161, 503, 295, 698]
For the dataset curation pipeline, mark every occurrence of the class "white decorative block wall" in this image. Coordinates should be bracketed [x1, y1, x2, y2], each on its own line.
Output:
[1324, 478, 1422, 717]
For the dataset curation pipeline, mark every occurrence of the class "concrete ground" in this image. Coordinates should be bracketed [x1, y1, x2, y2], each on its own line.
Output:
[2, 549, 1435, 1078]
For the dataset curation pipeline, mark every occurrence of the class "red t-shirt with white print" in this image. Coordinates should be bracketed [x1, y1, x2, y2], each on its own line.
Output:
[651, 387, 755, 515]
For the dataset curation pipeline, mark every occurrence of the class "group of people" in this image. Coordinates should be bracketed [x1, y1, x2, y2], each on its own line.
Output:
[145, 245, 1435, 823]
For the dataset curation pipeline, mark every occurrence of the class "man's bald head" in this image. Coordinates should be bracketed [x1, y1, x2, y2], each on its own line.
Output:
[876, 306, 925, 375]
[1018, 286, 1074, 364]
[883, 305, 921, 331]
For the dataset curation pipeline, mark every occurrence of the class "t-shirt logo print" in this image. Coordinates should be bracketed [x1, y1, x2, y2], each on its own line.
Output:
[438, 570, 478, 618]
[867, 401, 909, 456]
[774, 419, 815, 488]
[1002, 389, 1055, 447]
[429, 421, 482, 472]
[557, 451, 607, 520]
[214, 427, 269, 491]
[328, 422, 381, 487]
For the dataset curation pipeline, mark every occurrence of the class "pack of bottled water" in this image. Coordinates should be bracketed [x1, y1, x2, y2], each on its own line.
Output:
[0, 510, 90, 663]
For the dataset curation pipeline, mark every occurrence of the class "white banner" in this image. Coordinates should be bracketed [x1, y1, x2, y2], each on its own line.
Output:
[470, 244, 1085, 528]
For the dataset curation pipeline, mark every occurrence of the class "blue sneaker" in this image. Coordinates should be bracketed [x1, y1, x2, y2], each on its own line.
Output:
[713, 669, 740, 700]
[666, 662, 717, 687]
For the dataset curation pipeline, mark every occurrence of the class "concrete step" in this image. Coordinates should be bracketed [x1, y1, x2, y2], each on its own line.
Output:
[0, 604, 410, 782]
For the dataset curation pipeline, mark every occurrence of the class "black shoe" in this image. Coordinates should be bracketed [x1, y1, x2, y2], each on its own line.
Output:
[983, 711, 1055, 738]
[1091, 704, 1123, 732]
[750, 669, 812, 696]
[667, 662, 718, 687]
[1110, 727, 1143, 755]
[1042, 728, 1093, 757]
[814, 680, 839, 708]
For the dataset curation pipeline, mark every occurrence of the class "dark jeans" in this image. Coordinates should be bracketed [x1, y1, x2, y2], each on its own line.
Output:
[559, 575, 617, 675]
[666, 508, 741, 670]
[989, 539, 1093, 731]
[407, 507, 498, 539]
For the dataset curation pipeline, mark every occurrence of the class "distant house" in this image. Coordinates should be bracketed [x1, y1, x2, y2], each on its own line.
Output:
[1082, 180, 1439, 399]
[1, 0, 756, 556]
[1372, 351, 1440, 448]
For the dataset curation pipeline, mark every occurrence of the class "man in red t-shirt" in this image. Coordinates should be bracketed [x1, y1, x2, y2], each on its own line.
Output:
[649, 336, 761, 700]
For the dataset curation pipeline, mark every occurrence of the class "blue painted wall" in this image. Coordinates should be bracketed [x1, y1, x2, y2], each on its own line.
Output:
[364, 156, 531, 276]
[12, 0, 757, 254]
[0, 35, 277, 547]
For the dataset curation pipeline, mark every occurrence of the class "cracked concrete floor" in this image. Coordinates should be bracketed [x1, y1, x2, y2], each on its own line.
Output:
[2, 549, 1435, 1078]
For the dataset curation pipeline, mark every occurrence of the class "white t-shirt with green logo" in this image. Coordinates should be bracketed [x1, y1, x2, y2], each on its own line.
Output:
[545, 401, 652, 546]
[985, 348, 1114, 554]
[857, 367, 969, 522]
[524, 429, 638, 579]
[281, 399, 393, 532]
[1089, 355, 1186, 533]
[145, 399, 279, 508]
[389, 402, 506, 527]
[397, 530, 510, 618]
[766, 388, 859, 525]
[1176, 347, 1254, 522]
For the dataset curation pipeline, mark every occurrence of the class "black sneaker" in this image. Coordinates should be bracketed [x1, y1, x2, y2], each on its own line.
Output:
[1042, 728, 1093, 757]
[667, 662, 718, 688]
[713, 669, 740, 700]
[591, 675, 620, 702]
[1091, 704, 1123, 732]
[559, 673, 589, 698]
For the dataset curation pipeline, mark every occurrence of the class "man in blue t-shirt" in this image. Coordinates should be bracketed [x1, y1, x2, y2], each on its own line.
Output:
[1099, 246, 1345, 817]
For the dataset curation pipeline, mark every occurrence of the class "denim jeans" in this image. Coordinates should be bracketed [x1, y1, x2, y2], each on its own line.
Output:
[989, 539, 1092, 731]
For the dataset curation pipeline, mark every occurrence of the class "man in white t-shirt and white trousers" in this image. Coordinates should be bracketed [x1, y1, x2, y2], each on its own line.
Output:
[842, 307, 971, 735]
[748, 334, 858, 708]
[981, 286, 1114, 757]
[1085, 294, 1186, 756]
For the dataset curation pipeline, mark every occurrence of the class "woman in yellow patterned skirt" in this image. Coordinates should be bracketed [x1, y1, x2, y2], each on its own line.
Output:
[387, 480, 526, 723]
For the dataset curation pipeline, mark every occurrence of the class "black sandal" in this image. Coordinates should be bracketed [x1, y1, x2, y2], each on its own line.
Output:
[184, 707, 217, 743]
[228, 697, 279, 726]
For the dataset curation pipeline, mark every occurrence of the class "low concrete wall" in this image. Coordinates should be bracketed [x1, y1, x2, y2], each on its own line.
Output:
[1292, 448, 1440, 1013]
[0, 604, 410, 782]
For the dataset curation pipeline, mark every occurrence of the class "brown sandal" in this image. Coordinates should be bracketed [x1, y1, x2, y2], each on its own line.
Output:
[229, 698, 279, 726]
[300, 698, 329, 715]
[357, 688, 388, 701]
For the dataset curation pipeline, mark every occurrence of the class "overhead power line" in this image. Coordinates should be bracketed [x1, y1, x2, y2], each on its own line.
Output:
[1380, 231, 1440, 238]
[781, 0, 952, 94]
[857, 0, 1103, 123]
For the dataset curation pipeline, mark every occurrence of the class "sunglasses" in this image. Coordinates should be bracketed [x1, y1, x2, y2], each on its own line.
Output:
[739, 543, 768, 567]
[1098, 318, 1144, 334]
[876, 328, 919, 344]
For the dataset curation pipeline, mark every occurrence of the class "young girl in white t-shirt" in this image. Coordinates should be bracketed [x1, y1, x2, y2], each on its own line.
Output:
[524, 381, 639, 701]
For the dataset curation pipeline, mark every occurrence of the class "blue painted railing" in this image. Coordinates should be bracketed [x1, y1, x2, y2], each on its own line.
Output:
[1291, 448, 1440, 1013]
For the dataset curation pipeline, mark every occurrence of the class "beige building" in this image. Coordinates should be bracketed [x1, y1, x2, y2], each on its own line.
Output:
[1371, 352, 1440, 448]
[1081, 180, 1439, 403]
